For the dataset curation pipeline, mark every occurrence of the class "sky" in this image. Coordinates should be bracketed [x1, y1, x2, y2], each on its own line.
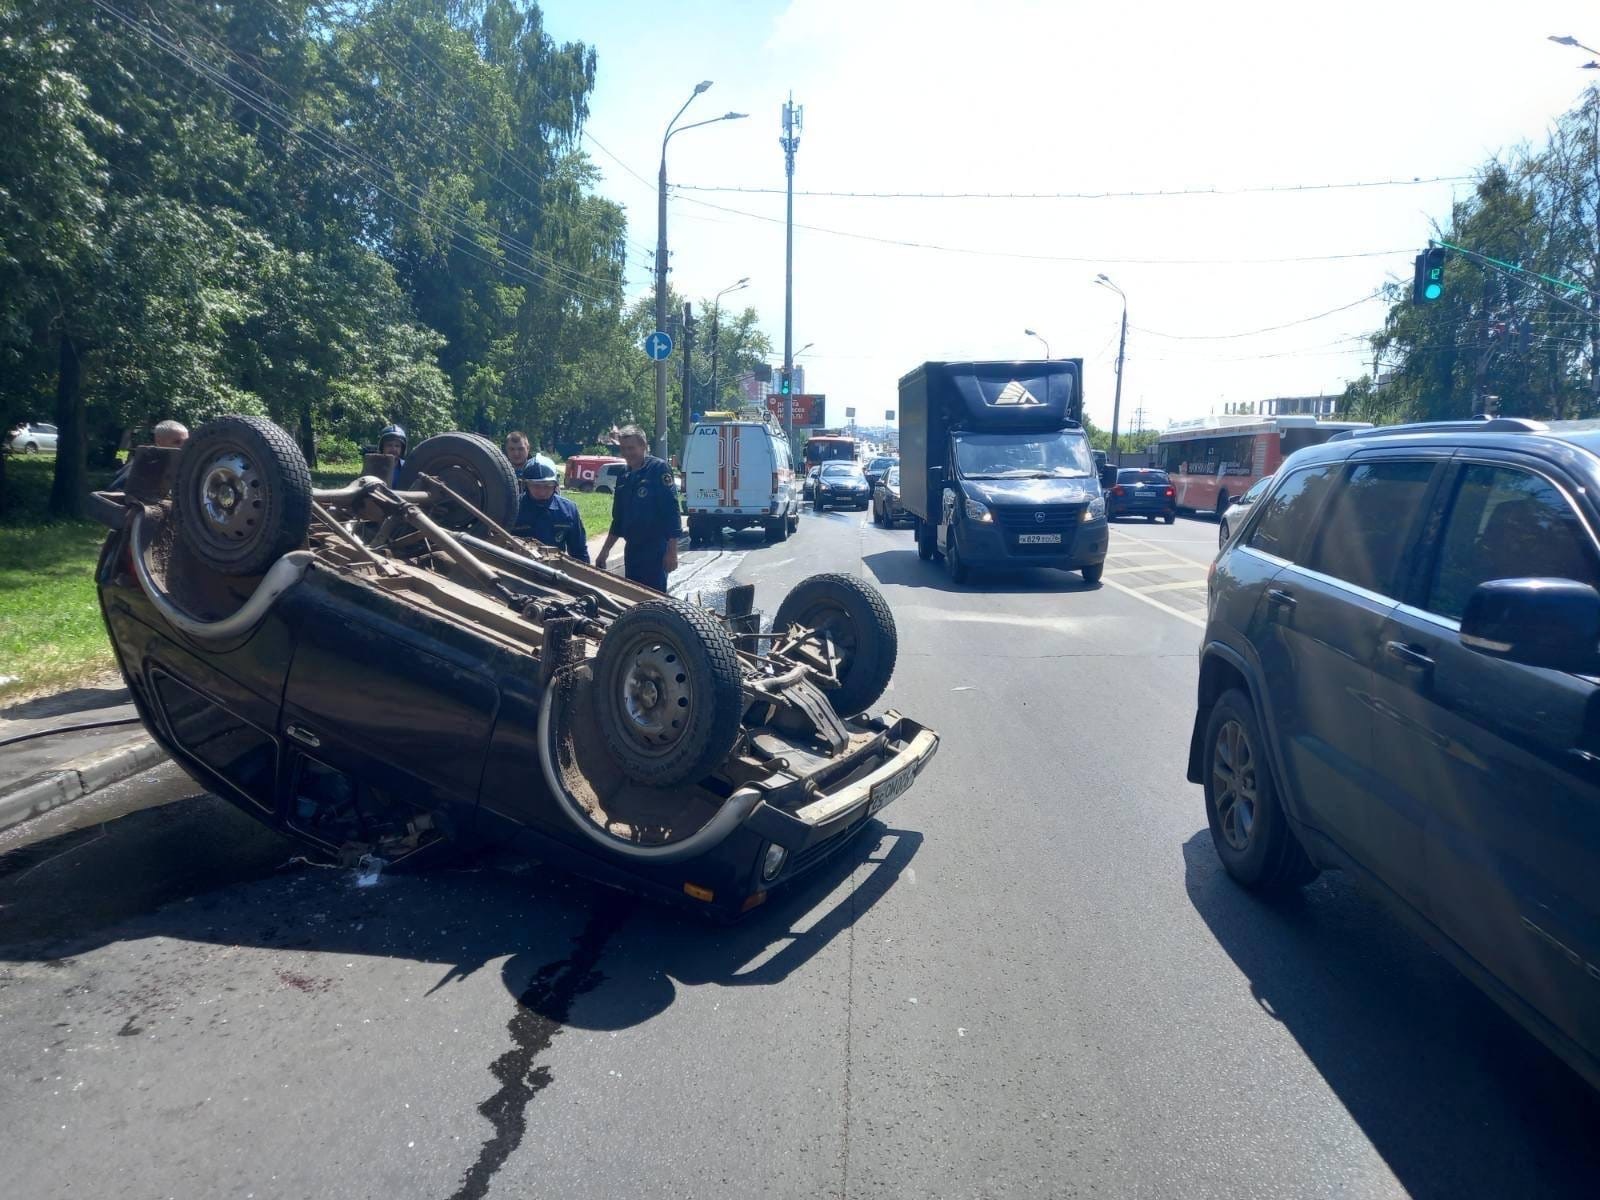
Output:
[538, 0, 1599, 433]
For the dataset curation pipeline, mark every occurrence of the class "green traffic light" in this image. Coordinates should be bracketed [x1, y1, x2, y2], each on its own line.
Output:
[1424, 282, 1442, 300]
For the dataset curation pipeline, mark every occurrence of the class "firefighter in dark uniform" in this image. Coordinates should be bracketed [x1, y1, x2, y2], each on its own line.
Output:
[513, 460, 590, 562]
[594, 426, 680, 591]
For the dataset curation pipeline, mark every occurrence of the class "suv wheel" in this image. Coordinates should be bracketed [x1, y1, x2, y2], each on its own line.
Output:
[1203, 689, 1319, 894]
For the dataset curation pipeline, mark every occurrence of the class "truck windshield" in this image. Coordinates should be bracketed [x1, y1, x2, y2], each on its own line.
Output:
[954, 432, 1094, 480]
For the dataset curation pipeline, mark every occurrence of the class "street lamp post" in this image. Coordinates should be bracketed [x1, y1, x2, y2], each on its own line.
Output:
[656, 83, 747, 458]
[1024, 328, 1052, 359]
[1095, 274, 1128, 465]
[780, 95, 803, 440]
[707, 277, 749, 413]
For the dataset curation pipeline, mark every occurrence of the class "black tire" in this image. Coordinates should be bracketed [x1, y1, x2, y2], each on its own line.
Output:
[24, 442, 38, 454]
[1164, 513, 1176, 525]
[1215, 492, 1230, 520]
[916, 518, 937, 561]
[773, 573, 898, 717]
[1146, 515, 1157, 523]
[815, 498, 827, 512]
[175, 415, 311, 577]
[943, 524, 970, 584]
[398, 432, 518, 533]
[1203, 689, 1319, 894]
[766, 516, 789, 543]
[788, 510, 800, 533]
[592, 599, 744, 787]
[873, 501, 885, 527]
[1080, 562, 1104, 584]
[1218, 517, 1230, 547]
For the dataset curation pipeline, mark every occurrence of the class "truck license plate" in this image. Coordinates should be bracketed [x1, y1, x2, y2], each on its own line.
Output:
[1017, 532, 1062, 544]
[868, 764, 915, 815]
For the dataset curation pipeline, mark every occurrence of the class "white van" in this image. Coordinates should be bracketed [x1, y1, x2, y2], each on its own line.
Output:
[682, 410, 802, 545]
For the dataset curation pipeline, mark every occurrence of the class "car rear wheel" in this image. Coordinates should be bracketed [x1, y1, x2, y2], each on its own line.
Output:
[398, 432, 518, 533]
[916, 518, 937, 561]
[1215, 492, 1230, 519]
[176, 415, 312, 577]
[592, 599, 744, 787]
[23, 441, 38, 454]
[774, 573, 898, 717]
[1081, 562, 1104, 584]
[1164, 513, 1176, 525]
[766, 515, 789, 543]
[1203, 689, 1319, 894]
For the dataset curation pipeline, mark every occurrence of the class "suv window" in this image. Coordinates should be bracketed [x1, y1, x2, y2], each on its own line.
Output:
[1116, 469, 1168, 484]
[1303, 460, 1436, 596]
[1244, 463, 1337, 561]
[1426, 464, 1600, 620]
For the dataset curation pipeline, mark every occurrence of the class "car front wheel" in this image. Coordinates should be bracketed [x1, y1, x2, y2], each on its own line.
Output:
[1203, 689, 1318, 894]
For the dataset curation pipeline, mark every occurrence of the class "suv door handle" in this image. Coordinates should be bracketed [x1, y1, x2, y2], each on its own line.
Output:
[1266, 588, 1297, 608]
[1384, 641, 1434, 669]
[285, 723, 321, 749]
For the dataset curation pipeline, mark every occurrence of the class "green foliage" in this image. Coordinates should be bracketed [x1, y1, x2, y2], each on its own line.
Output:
[1351, 90, 1600, 424]
[0, 0, 772, 516]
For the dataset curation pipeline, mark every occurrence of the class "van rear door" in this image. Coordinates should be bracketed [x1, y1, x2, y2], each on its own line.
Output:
[733, 424, 774, 511]
[685, 423, 727, 512]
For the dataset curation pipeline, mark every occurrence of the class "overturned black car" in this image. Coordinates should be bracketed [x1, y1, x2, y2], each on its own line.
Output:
[90, 417, 938, 919]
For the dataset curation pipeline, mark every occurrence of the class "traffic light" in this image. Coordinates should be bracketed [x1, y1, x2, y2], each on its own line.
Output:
[1413, 247, 1446, 303]
[779, 371, 792, 396]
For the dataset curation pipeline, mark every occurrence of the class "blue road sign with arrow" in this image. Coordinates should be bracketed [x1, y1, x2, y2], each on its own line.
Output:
[644, 330, 674, 361]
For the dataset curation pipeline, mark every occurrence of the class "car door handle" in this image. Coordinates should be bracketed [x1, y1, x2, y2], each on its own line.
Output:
[1266, 588, 1297, 608]
[285, 723, 321, 749]
[1384, 641, 1434, 669]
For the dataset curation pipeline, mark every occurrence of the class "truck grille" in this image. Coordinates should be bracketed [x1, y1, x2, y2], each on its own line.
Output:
[994, 504, 1081, 532]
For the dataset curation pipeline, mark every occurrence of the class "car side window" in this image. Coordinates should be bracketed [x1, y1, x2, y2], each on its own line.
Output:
[1244, 463, 1337, 561]
[1302, 460, 1436, 596]
[1425, 464, 1600, 621]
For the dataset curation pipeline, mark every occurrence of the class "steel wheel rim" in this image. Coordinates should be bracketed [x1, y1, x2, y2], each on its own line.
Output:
[1212, 718, 1258, 851]
[615, 634, 693, 753]
[796, 602, 857, 681]
[196, 450, 264, 547]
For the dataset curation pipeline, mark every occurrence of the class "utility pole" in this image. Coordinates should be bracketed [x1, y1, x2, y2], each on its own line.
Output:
[780, 94, 803, 441]
[1110, 299, 1128, 464]
[680, 301, 695, 440]
[655, 141, 672, 459]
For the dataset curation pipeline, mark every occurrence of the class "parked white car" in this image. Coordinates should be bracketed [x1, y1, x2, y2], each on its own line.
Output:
[7, 422, 58, 454]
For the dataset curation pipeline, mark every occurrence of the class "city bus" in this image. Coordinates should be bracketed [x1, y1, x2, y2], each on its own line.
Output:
[803, 432, 859, 470]
[1154, 415, 1370, 516]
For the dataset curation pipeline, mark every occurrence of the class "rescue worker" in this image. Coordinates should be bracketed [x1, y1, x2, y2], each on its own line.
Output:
[513, 460, 590, 562]
[594, 425, 681, 591]
[378, 424, 407, 485]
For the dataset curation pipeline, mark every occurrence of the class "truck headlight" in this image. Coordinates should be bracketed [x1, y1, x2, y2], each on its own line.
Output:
[1083, 495, 1106, 521]
[964, 497, 993, 523]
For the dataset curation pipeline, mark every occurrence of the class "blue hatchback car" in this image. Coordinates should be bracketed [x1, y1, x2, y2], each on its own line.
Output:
[1190, 417, 1600, 1090]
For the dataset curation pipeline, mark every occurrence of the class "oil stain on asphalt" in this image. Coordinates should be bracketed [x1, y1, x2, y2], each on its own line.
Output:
[447, 892, 636, 1200]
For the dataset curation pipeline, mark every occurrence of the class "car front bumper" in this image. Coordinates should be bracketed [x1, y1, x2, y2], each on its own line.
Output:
[955, 518, 1108, 569]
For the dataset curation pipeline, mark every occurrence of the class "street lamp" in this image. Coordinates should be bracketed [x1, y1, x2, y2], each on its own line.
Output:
[1547, 34, 1600, 66]
[656, 83, 748, 457]
[1094, 274, 1128, 465]
[707, 276, 750, 411]
[1023, 328, 1051, 359]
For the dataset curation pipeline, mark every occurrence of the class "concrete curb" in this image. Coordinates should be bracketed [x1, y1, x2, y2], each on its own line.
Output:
[0, 737, 166, 834]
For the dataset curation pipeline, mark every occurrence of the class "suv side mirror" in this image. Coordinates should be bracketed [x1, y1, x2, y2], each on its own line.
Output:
[1099, 465, 1118, 490]
[1460, 578, 1600, 674]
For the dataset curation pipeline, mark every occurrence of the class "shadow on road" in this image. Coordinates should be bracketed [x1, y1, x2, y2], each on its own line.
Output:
[861, 548, 1099, 595]
[0, 789, 920, 1026]
[1181, 831, 1600, 1198]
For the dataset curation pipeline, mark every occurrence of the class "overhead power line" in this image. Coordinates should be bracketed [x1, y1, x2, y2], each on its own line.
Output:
[668, 192, 1409, 265]
[1130, 291, 1386, 341]
[673, 176, 1476, 201]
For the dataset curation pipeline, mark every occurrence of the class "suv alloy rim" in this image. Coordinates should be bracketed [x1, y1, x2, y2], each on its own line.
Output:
[1212, 718, 1257, 850]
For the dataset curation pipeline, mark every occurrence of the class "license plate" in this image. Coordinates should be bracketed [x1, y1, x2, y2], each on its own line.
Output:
[868, 763, 915, 815]
[1016, 532, 1062, 544]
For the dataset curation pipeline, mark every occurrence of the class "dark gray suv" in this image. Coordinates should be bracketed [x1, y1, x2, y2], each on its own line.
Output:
[1188, 417, 1600, 1091]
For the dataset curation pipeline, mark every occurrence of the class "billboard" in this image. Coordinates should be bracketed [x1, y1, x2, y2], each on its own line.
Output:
[766, 393, 824, 427]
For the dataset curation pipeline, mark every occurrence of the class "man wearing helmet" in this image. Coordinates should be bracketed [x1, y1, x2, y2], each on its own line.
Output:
[513, 459, 590, 562]
[377, 424, 407, 485]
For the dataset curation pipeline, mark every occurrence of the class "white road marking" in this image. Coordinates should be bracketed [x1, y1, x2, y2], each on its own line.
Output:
[1103, 561, 1206, 576]
[1134, 579, 1207, 595]
[1113, 529, 1218, 569]
[1100, 576, 1207, 629]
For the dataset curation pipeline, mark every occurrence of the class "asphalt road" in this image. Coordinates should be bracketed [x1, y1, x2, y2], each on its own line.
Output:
[2, 509, 1598, 1199]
